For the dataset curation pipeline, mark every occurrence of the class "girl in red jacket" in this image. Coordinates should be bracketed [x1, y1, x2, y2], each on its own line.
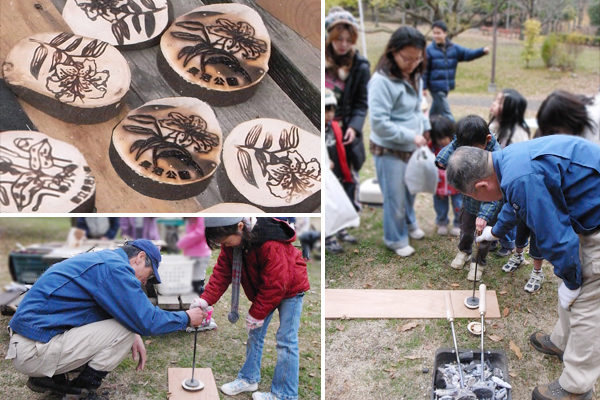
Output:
[192, 217, 309, 400]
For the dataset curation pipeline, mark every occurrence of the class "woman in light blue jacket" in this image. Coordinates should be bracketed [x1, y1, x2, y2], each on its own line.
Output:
[368, 26, 431, 257]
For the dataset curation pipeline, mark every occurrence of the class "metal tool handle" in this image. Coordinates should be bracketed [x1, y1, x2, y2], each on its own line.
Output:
[479, 284, 486, 316]
[445, 292, 454, 322]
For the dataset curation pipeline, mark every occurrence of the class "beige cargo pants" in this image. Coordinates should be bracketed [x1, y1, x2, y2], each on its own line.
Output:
[6, 319, 135, 378]
[550, 230, 600, 393]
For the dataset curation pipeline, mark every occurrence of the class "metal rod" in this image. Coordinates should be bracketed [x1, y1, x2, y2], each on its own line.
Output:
[191, 328, 198, 381]
[446, 293, 465, 388]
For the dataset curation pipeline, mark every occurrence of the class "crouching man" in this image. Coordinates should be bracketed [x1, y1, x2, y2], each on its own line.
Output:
[5, 239, 207, 399]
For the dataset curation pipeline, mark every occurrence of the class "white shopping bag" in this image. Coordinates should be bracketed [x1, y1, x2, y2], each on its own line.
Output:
[325, 165, 360, 237]
[404, 146, 438, 195]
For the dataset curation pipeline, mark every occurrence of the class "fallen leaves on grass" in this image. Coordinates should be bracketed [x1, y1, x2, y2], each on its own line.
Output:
[503, 307, 510, 318]
[398, 322, 419, 332]
[336, 324, 345, 331]
[488, 334, 503, 342]
[309, 372, 316, 377]
[348, 272, 354, 278]
[499, 290, 507, 295]
[509, 340, 523, 359]
[404, 354, 421, 360]
[365, 257, 375, 263]
[363, 283, 372, 289]
[354, 249, 359, 254]
[450, 283, 460, 288]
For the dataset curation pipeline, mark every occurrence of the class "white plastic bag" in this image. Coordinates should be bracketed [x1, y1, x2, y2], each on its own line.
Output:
[404, 146, 438, 195]
[325, 164, 360, 237]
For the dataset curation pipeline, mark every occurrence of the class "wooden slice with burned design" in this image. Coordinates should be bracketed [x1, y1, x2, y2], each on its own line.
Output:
[2, 32, 130, 124]
[62, 0, 172, 49]
[222, 118, 321, 210]
[0, 131, 96, 213]
[159, 3, 270, 106]
[109, 97, 222, 200]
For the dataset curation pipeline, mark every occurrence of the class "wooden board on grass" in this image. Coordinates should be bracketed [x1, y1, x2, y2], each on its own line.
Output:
[167, 368, 219, 400]
[325, 289, 501, 319]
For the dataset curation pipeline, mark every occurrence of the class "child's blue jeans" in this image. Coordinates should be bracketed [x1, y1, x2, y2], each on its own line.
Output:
[238, 293, 304, 400]
[433, 194, 463, 227]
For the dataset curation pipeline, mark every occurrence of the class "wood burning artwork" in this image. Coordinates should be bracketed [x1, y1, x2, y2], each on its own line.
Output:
[62, 0, 171, 48]
[159, 3, 270, 105]
[0, 131, 96, 213]
[110, 97, 222, 200]
[222, 118, 321, 208]
[2, 32, 130, 124]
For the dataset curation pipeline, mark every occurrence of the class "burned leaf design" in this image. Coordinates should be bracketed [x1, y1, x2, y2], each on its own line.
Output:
[123, 124, 157, 135]
[0, 186, 8, 206]
[127, 114, 156, 124]
[81, 40, 109, 57]
[245, 124, 261, 147]
[145, 12, 156, 37]
[140, 0, 156, 9]
[49, 33, 74, 46]
[237, 148, 257, 188]
[64, 37, 83, 52]
[30, 45, 48, 79]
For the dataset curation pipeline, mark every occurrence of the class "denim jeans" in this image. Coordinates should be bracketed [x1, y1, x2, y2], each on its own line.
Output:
[515, 219, 542, 258]
[429, 91, 454, 121]
[374, 154, 418, 250]
[238, 293, 304, 400]
[433, 194, 462, 227]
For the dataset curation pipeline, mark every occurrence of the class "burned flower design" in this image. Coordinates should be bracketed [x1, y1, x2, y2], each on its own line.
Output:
[46, 59, 109, 103]
[75, 0, 128, 22]
[159, 112, 220, 153]
[208, 18, 268, 60]
[236, 124, 321, 203]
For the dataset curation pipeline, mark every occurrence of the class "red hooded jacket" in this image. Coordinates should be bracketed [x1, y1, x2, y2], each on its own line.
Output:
[200, 218, 310, 320]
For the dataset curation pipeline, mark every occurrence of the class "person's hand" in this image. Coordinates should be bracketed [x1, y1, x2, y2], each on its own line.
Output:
[558, 282, 581, 310]
[475, 226, 497, 243]
[330, 161, 335, 170]
[423, 89, 428, 98]
[475, 217, 488, 234]
[343, 127, 356, 145]
[131, 334, 147, 371]
[414, 135, 427, 147]
[483, 47, 490, 55]
[190, 297, 209, 310]
[186, 307, 208, 327]
[245, 314, 264, 333]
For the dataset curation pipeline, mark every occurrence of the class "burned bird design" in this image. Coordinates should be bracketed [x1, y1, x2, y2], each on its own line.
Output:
[236, 124, 321, 203]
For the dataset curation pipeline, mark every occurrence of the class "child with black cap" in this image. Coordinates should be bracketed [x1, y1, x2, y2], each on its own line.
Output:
[191, 217, 309, 400]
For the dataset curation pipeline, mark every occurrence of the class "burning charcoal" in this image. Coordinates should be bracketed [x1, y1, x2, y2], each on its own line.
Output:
[435, 371, 447, 389]
[435, 388, 458, 397]
[439, 396, 454, 400]
[422, 367, 430, 374]
[494, 387, 508, 400]
[464, 363, 478, 373]
[459, 351, 474, 362]
[492, 368, 503, 379]
[491, 376, 512, 389]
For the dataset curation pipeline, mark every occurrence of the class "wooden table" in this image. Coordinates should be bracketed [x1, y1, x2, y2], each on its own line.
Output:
[0, 0, 320, 212]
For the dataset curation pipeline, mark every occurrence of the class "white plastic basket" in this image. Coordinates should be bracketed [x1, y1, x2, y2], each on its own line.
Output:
[156, 255, 194, 295]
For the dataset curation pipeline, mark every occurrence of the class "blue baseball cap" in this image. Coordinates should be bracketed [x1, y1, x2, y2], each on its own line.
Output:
[204, 217, 244, 228]
[130, 239, 162, 283]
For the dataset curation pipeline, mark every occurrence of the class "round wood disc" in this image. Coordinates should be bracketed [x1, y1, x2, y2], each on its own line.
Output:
[62, 0, 171, 49]
[201, 202, 264, 213]
[110, 97, 222, 200]
[222, 118, 321, 208]
[2, 32, 130, 124]
[159, 3, 270, 104]
[0, 130, 96, 213]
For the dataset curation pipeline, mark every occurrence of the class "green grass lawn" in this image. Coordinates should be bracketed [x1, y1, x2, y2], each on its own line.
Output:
[325, 23, 600, 400]
[0, 218, 321, 400]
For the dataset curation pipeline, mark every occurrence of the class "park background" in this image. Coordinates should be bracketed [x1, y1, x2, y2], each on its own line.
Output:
[0, 218, 321, 400]
[325, 1, 600, 399]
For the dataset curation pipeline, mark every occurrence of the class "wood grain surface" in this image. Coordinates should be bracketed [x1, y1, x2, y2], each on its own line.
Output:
[325, 289, 502, 319]
[1, 0, 320, 213]
[167, 368, 220, 400]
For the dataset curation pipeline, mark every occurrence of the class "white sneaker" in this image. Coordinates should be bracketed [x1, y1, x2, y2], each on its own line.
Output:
[394, 245, 415, 257]
[409, 228, 425, 240]
[524, 269, 545, 293]
[467, 262, 484, 281]
[450, 226, 461, 237]
[437, 226, 448, 235]
[221, 378, 258, 395]
[450, 251, 470, 270]
[252, 392, 280, 400]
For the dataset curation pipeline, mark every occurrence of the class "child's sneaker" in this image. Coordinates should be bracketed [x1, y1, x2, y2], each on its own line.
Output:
[524, 269, 545, 293]
[502, 252, 524, 272]
[221, 378, 258, 396]
[325, 237, 344, 254]
[394, 245, 415, 257]
[337, 229, 358, 244]
[467, 262, 484, 281]
[450, 251, 470, 270]
[495, 247, 513, 257]
[409, 227, 425, 240]
[252, 392, 280, 400]
[437, 226, 448, 235]
[450, 226, 461, 237]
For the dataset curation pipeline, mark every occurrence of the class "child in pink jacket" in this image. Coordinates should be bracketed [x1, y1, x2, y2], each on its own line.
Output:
[177, 217, 211, 295]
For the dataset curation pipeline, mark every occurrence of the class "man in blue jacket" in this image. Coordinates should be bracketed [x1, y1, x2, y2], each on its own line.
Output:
[446, 135, 600, 400]
[423, 20, 489, 121]
[6, 239, 208, 399]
